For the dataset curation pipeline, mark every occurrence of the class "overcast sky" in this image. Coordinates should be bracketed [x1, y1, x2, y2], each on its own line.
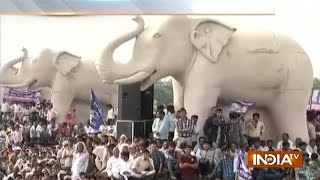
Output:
[1, 0, 319, 77]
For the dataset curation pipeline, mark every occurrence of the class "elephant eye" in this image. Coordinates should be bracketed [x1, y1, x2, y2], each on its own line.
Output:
[153, 33, 161, 38]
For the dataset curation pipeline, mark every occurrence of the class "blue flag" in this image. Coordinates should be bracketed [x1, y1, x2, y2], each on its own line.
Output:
[90, 88, 104, 132]
[235, 151, 252, 180]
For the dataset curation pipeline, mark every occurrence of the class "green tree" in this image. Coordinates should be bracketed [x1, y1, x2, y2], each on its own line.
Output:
[314, 78, 320, 90]
[154, 79, 173, 106]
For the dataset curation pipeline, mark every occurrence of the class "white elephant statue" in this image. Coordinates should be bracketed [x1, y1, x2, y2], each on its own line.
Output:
[0, 48, 118, 123]
[95, 16, 313, 141]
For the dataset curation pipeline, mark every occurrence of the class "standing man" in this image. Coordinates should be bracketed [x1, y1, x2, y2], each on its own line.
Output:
[46, 103, 57, 122]
[245, 112, 265, 146]
[0, 100, 10, 122]
[203, 107, 219, 146]
[176, 108, 193, 147]
[203, 107, 226, 148]
[166, 105, 176, 141]
[106, 104, 115, 124]
[11, 102, 22, 119]
[152, 110, 170, 141]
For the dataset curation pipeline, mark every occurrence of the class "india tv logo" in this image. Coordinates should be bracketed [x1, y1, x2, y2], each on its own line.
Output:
[247, 151, 303, 168]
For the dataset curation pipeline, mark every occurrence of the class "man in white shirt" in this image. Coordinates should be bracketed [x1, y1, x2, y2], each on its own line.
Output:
[47, 120, 59, 138]
[107, 104, 115, 122]
[107, 120, 117, 137]
[30, 121, 42, 142]
[46, 103, 57, 122]
[29, 103, 38, 113]
[11, 103, 22, 119]
[119, 151, 134, 179]
[307, 117, 317, 140]
[245, 112, 265, 146]
[152, 111, 171, 140]
[101, 144, 112, 170]
[1, 100, 10, 121]
[276, 133, 294, 150]
[0, 127, 10, 147]
[57, 142, 67, 168]
[99, 147, 121, 179]
[22, 104, 30, 122]
[131, 149, 155, 179]
[191, 115, 199, 148]
[98, 121, 108, 136]
[166, 105, 176, 141]
[84, 120, 94, 135]
[11, 125, 23, 146]
[92, 140, 107, 171]
[307, 139, 317, 155]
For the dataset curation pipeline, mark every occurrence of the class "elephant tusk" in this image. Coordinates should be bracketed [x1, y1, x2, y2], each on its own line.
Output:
[114, 71, 151, 85]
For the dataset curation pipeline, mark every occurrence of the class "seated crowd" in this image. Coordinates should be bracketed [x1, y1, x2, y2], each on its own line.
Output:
[0, 100, 320, 180]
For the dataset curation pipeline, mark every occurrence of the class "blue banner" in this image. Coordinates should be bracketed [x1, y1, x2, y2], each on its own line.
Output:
[90, 88, 104, 132]
[3, 88, 41, 102]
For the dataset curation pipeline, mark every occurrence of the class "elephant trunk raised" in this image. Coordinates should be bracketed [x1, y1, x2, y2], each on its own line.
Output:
[0, 48, 34, 88]
[96, 16, 148, 84]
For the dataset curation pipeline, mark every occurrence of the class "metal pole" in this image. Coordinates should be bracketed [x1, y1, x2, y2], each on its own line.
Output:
[144, 119, 147, 137]
[131, 120, 134, 140]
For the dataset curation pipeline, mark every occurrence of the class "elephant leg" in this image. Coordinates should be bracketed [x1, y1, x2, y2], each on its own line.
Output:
[51, 74, 75, 124]
[172, 78, 184, 109]
[110, 94, 118, 109]
[51, 91, 74, 124]
[184, 87, 221, 137]
[268, 90, 310, 143]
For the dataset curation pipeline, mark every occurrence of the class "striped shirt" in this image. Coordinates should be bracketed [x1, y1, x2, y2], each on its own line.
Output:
[176, 118, 193, 138]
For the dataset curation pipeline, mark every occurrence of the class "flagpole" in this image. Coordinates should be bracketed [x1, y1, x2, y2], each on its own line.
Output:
[235, 171, 239, 180]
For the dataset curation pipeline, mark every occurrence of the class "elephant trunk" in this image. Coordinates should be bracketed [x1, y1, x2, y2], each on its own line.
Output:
[0, 49, 28, 85]
[96, 16, 145, 83]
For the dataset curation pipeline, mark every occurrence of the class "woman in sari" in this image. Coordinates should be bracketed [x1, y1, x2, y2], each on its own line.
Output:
[71, 142, 89, 180]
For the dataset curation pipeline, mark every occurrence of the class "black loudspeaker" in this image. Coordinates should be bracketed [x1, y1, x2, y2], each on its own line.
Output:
[116, 121, 133, 139]
[116, 120, 153, 139]
[118, 83, 141, 120]
[117, 84, 154, 139]
[141, 85, 154, 119]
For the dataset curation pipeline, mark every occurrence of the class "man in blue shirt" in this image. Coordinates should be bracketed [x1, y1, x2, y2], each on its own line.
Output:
[152, 110, 170, 141]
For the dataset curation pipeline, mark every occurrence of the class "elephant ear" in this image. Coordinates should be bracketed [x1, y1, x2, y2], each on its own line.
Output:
[190, 19, 236, 63]
[54, 51, 81, 75]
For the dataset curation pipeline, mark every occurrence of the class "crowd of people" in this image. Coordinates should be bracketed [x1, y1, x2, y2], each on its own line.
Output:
[0, 99, 320, 180]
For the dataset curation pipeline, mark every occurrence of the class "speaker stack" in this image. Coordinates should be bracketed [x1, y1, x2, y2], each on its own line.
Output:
[116, 83, 154, 139]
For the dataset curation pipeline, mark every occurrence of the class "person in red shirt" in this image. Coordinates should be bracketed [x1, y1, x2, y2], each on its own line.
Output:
[66, 108, 76, 125]
[179, 145, 198, 180]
